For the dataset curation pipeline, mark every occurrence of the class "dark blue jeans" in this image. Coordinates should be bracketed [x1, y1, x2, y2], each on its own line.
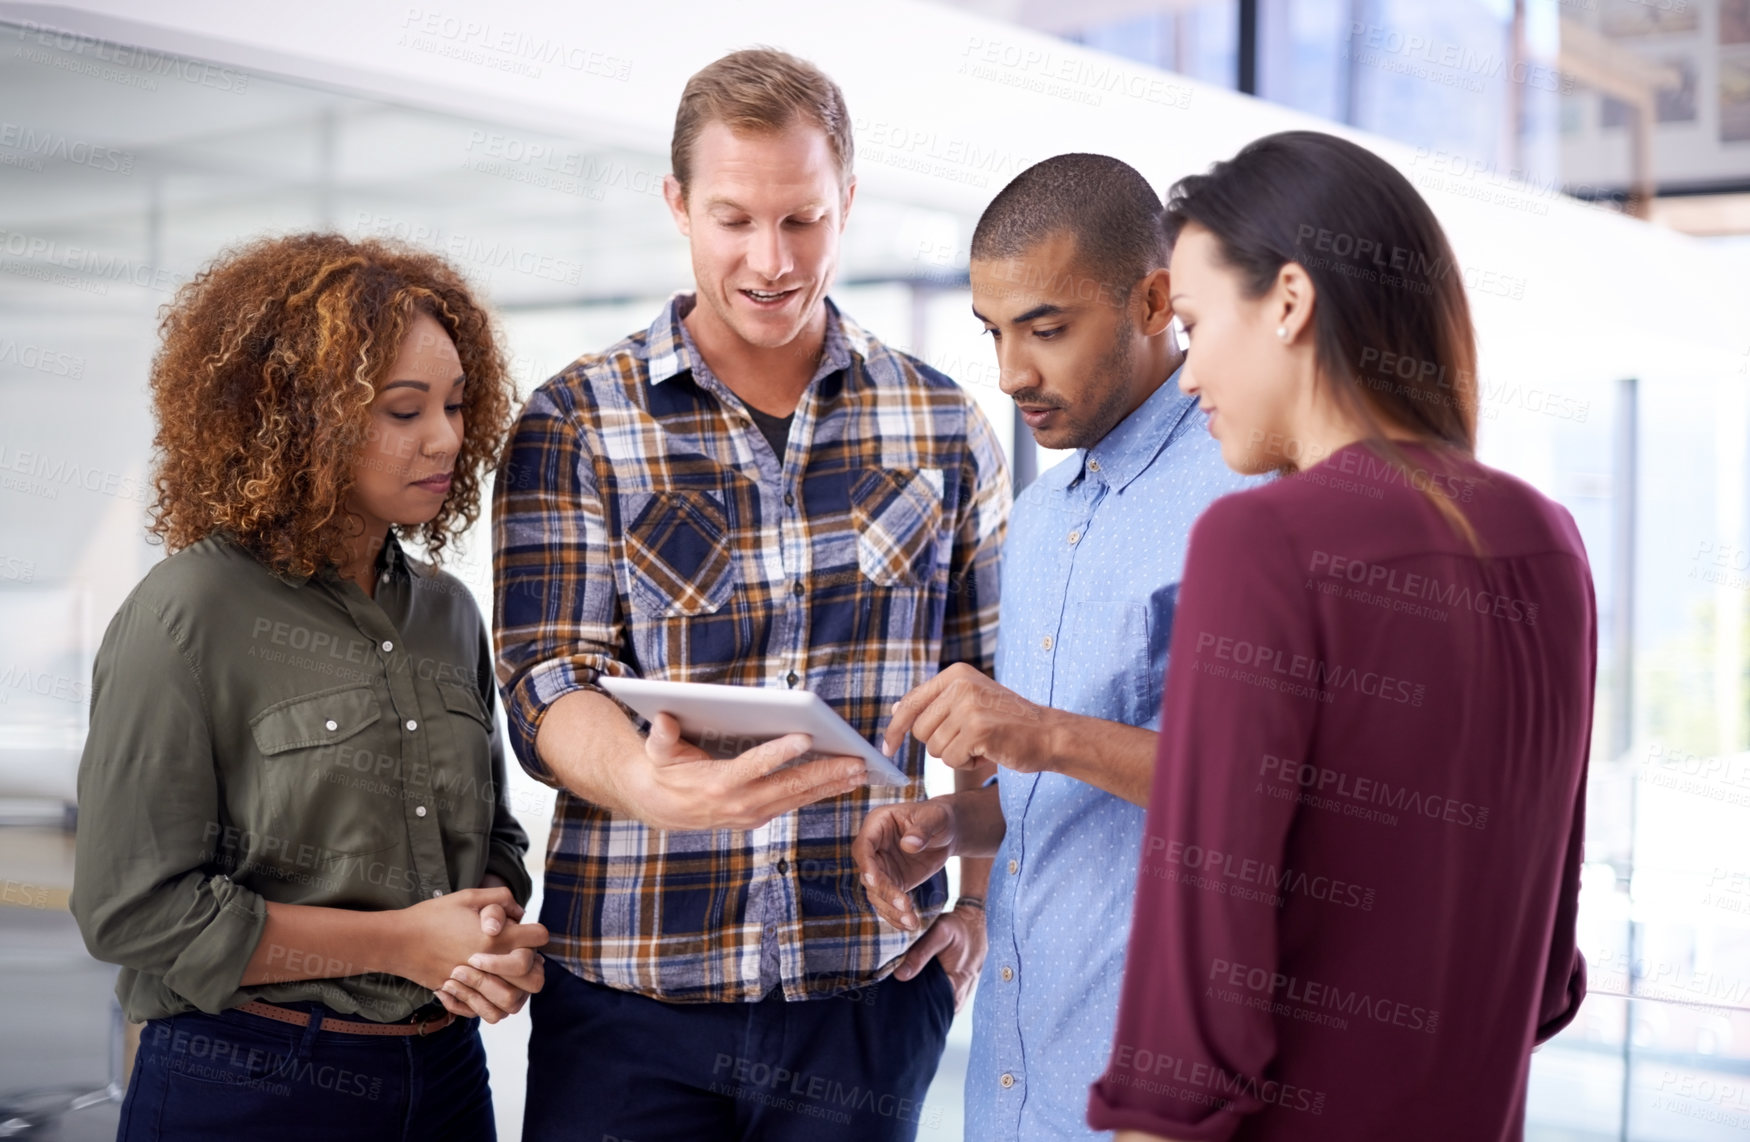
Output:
[523, 960, 956, 1142]
[116, 1003, 495, 1141]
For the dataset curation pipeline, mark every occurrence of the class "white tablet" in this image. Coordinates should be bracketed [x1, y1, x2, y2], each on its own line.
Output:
[597, 677, 911, 787]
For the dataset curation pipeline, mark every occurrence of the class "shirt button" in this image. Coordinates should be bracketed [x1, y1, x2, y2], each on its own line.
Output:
[1040, 636, 1053, 651]
[406, 719, 418, 731]
[1000, 965, 1014, 982]
[325, 719, 338, 732]
[1000, 1073, 1015, 1089]
[786, 671, 800, 687]
[1088, 459, 1101, 472]
[1068, 531, 1080, 544]
[380, 640, 394, 653]
[784, 491, 796, 507]
[415, 806, 427, 818]
[431, 889, 444, 898]
[1007, 858, 1019, 875]
[777, 858, 789, 873]
[792, 580, 804, 597]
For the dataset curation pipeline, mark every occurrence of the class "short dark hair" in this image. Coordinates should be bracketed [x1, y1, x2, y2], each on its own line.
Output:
[970, 153, 1166, 299]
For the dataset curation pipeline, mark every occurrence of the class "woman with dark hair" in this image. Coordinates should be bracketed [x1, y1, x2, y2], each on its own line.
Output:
[70, 233, 547, 1141]
[1088, 131, 1594, 1141]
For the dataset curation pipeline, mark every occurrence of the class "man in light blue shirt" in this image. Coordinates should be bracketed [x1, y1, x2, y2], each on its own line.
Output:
[853, 155, 1253, 1140]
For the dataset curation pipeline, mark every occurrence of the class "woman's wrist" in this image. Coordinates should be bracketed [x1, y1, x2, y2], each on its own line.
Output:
[361, 906, 410, 980]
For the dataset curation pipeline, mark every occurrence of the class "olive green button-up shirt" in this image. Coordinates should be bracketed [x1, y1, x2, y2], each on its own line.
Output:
[70, 531, 532, 1023]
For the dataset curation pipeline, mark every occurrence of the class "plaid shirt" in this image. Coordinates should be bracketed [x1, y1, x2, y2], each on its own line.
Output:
[492, 293, 1009, 1002]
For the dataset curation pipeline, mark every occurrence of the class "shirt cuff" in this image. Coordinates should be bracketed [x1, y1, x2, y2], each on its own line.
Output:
[505, 656, 629, 784]
[161, 874, 269, 1014]
[485, 839, 534, 909]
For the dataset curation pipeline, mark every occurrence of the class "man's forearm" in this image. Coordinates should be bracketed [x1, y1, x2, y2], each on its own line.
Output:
[1043, 710, 1159, 807]
[946, 783, 1006, 860]
[533, 688, 645, 814]
[954, 763, 999, 895]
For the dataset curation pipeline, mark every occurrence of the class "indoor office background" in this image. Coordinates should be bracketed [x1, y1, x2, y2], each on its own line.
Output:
[0, 0, 1745, 1139]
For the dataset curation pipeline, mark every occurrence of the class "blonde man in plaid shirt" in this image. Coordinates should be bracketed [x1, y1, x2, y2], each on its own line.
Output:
[492, 49, 1009, 1141]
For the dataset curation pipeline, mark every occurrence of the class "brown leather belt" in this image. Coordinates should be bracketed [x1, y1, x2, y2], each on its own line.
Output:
[236, 999, 455, 1037]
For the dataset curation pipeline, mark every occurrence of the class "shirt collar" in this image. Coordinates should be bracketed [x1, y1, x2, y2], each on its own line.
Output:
[256, 529, 411, 591]
[645, 291, 855, 390]
[1078, 364, 1200, 493]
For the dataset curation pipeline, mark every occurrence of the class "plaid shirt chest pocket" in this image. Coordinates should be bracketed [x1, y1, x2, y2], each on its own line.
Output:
[850, 467, 946, 587]
[620, 486, 736, 617]
[248, 683, 399, 860]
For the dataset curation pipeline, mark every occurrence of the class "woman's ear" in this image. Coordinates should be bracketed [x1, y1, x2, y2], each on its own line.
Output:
[1273, 262, 1316, 345]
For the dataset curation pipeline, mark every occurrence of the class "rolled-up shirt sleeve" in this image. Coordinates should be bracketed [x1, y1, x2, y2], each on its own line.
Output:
[491, 384, 625, 783]
[69, 595, 268, 1014]
[1088, 494, 1319, 1140]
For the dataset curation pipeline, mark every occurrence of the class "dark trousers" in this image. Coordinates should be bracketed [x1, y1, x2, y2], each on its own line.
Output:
[116, 1003, 495, 1141]
[523, 960, 956, 1142]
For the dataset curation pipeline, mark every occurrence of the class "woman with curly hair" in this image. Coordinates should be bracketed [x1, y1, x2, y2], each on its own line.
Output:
[70, 232, 547, 1142]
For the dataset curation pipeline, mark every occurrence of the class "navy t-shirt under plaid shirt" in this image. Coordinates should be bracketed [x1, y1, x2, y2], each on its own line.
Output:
[491, 292, 1010, 1003]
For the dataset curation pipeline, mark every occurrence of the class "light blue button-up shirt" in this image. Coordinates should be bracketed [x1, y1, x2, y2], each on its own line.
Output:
[966, 371, 1254, 1141]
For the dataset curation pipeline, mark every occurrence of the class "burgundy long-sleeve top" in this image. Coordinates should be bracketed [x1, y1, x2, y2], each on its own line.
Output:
[1088, 441, 1595, 1142]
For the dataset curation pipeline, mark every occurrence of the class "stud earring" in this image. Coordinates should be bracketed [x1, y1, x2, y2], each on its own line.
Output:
[1276, 325, 1290, 342]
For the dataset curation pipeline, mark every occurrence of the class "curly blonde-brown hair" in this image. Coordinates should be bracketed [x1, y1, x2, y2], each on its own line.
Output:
[147, 232, 515, 578]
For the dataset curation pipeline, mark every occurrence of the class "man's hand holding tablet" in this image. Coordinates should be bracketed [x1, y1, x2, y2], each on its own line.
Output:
[592, 677, 901, 832]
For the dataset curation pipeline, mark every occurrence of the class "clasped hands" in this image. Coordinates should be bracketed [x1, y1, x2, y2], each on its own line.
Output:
[401, 877, 547, 1024]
